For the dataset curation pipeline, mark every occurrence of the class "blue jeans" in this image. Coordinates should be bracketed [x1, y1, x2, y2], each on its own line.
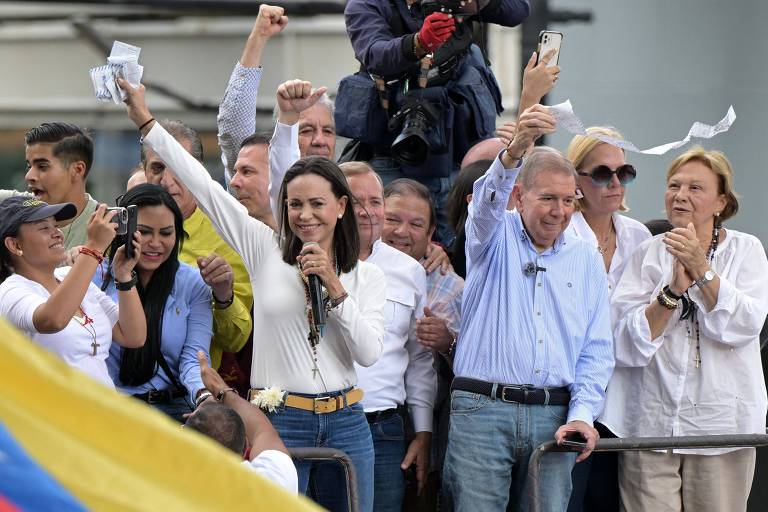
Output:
[370, 412, 407, 512]
[370, 156, 456, 248]
[443, 389, 576, 512]
[267, 392, 374, 512]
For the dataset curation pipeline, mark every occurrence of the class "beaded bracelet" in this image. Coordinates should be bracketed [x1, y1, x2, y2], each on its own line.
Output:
[656, 288, 678, 310]
[79, 246, 104, 264]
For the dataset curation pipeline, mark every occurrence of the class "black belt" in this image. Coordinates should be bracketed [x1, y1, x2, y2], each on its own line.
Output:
[451, 377, 570, 406]
[365, 405, 406, 424]
[133, 387, 188, 405]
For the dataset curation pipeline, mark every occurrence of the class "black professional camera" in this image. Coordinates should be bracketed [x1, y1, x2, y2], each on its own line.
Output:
[421, 0, 491, 17]
[388, 94, 442, 166]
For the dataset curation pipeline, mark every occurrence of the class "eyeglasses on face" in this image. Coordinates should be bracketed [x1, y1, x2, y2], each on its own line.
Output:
[577, 164, 637, 187]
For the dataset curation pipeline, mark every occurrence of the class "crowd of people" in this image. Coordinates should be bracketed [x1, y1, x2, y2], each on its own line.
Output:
[0, 1, 767, 511]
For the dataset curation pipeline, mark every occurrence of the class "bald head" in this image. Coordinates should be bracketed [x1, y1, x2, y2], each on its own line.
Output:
[461, 138, 507, 169]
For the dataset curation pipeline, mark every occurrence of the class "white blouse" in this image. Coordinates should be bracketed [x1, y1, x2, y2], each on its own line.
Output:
[143, 124, 385, 394]
[566, 211, 651, 296]
[0, 267, 117, 388]
[601, 230, 768, 454]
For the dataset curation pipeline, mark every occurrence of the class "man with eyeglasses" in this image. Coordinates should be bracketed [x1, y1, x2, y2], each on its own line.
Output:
[443, 105, 615, 512]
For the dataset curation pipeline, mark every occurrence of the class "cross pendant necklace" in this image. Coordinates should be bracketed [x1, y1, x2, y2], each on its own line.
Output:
[73, 306, 98, 356]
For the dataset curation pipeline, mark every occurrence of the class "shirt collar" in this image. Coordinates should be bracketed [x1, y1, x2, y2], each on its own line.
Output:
[513, 210, 568, 256]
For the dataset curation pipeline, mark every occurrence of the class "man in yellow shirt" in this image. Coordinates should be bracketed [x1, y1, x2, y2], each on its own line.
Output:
[142, 121, 252, 373]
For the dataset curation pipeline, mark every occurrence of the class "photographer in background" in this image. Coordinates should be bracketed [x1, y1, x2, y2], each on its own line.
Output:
[339, 0, 530, 245]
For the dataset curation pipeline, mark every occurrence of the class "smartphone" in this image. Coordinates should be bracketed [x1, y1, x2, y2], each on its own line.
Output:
[124, 205, 138, 259]
[536, 30, 563, 67]
[561, 434, 587, 450]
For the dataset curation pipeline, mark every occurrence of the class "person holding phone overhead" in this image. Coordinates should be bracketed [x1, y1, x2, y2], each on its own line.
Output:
[95, 184, 213, 422]
[117, 78, 385, 512]
[0, 197, 146, 386]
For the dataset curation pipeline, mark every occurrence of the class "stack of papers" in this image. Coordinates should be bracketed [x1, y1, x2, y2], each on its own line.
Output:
[89, 41, 143, 104]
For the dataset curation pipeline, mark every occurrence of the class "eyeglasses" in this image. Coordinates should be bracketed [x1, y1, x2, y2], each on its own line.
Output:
[577, 164, 637, 187]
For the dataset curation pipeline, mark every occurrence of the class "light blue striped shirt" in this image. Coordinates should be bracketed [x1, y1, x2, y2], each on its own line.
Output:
[453, 156, 614, 424]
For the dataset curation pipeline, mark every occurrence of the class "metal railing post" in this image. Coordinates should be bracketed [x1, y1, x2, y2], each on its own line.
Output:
[289, 447, 359, 512]
[528, 434, 768, 512]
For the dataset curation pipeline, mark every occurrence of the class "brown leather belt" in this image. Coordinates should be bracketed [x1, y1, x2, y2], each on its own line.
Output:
[249, 388, 364, 414]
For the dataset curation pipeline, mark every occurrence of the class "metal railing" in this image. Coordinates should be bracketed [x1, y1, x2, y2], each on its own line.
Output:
[289, 447, 359, 512]
[528, 434, 768, 512]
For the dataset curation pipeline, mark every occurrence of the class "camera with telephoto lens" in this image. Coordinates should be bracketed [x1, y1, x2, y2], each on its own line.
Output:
[388, 95, 442, 167]
[107, 206, 129, 235]
[421, 0, 491, 17]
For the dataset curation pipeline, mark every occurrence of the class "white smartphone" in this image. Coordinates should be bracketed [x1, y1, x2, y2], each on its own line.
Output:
[536, 30, 563, 67]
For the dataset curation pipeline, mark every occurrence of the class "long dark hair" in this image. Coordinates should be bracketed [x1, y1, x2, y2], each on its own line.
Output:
[102, 183, 184, 386]
[446, 160, 492, 278]
[277, 156, 359, 273]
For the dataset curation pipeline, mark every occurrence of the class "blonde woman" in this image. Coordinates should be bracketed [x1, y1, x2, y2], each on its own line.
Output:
[565, 127, 651, 512]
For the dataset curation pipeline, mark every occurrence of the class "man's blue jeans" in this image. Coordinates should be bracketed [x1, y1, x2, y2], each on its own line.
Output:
[369, 412, 407, 512]
[443, 389, 576, 512]
[267, 393, 374, 512]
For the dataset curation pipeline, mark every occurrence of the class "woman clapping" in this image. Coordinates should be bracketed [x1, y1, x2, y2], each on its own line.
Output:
[602, 147, 768, 512]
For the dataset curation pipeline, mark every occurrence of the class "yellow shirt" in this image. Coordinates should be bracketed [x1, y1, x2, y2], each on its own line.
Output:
[180, 207, 253, 369]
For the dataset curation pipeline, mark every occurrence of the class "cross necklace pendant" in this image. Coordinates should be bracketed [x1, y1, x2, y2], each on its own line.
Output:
[73, 306, 98, 356]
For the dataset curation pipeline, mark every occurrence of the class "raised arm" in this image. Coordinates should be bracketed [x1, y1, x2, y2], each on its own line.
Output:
[120, 78, 271, 271]
[197, 351, 288, 456]
[268, 79, 328, 221]
[109, 231, 146, 348]
[218, 4, 287, 185]
[465, 105, 555, 263]
[31, 205, 122, 332]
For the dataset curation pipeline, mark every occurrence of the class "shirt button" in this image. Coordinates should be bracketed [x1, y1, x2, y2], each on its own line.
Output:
[537, 282, 542, 287]
[537, 311, 541, 316]
[538, 339, 543, 344]
[535, 369, 541, 374]
[608, 285, 613, 289]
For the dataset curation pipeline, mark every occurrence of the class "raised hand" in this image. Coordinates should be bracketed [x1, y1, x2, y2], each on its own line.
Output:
[276, 79, 328, 125]
[85, 204, 119, 252]
[116, 78, 154, 134]
[502, 104, 556, 167]
[664, 222, 710, 280]
[253, 4, 288, 40]
[521, 49, 560, 106]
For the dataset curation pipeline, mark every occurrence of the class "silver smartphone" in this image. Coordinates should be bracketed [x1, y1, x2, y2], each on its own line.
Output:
[536, 30, 563, 67]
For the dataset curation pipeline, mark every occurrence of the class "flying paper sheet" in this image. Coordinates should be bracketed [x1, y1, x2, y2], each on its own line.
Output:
[547, 100, 736, 155]
[89, 41, 144, 105]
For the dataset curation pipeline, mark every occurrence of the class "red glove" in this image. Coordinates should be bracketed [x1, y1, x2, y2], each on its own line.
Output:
[417, 12, 456, 52]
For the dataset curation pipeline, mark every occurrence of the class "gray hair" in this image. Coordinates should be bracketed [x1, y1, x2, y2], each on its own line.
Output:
[517, 146, 578, 190]
[272, 92, 335, 123]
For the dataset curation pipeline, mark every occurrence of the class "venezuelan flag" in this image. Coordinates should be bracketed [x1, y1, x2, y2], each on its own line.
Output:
[0, 318, 320, 512]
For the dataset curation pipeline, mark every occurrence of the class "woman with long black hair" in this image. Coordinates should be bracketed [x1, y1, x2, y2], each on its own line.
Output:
[96, 183, 212, 421]
[119, 79, 385, 512]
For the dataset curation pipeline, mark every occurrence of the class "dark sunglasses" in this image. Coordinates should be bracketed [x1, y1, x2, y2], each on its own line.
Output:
[578, 164, 637, 187]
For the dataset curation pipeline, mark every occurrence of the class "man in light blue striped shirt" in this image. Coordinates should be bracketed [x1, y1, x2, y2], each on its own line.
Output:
[443, 105, 614, 512]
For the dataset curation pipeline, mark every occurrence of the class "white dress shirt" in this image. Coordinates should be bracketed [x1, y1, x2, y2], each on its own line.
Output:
[601, 230, 768, 454]
[566, 211, 651, 297]
[143, 123, 386, 394]
[357, 239, 436, 433]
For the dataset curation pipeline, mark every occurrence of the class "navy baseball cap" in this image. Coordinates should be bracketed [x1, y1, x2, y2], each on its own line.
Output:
[0, 196, 77, 241]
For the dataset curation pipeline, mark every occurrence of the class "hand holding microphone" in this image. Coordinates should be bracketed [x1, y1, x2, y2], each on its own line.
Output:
[300, 242, 326, 335]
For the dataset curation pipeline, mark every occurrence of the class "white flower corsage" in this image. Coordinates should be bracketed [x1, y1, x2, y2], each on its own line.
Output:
[250, 386, 286, 412]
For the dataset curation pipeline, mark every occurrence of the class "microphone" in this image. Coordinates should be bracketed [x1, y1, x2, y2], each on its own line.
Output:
[302, 242, 326, 336]
[523, 262, 547, 277]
